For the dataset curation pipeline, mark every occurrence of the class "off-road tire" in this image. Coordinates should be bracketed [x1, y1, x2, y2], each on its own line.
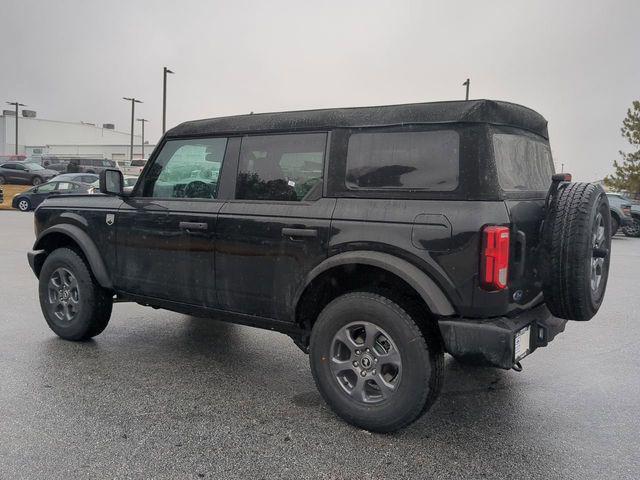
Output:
[542, 182, 611, 321]
[309, 291, 443, 433]
[39, 248, 113, 340]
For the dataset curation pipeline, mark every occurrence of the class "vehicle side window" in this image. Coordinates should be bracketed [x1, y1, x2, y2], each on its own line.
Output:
[56, 182, 75, 191]
[345, 129, 459, 191]
[1, 163, 14, 169]
[13, 163, 26, 170]
[236, 133, 326, 201]
[81, 175, 95, 183]
[139, 137, 227, 199]
[37, 182, 57, 193]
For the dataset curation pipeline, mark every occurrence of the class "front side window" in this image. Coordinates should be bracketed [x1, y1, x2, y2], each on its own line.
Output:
[493, 133, 554, 191]
[36, 182, 57, 193]
[236, 133, 326, 201]
[140, 137, 227, 199]
[25, 162, 44, 171]
[345, 130, 459, 191]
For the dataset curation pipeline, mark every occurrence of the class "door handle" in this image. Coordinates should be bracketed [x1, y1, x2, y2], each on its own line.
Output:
[282, 227, 318, 238]
[179, 221, 208, 231]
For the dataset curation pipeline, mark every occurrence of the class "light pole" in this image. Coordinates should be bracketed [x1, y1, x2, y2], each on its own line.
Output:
[136, 118, 149, 158]
[162, 67, 174, 134]
[123, 97, 142, 161]
[462, 78, 470, 101]
[6, 101, 26, 155]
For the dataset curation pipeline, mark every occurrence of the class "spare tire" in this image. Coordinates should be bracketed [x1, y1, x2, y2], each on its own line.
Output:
[541, 182, 611, 321]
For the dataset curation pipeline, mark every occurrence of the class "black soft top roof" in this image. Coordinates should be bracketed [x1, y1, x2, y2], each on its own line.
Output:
[166, 99, 548, 139]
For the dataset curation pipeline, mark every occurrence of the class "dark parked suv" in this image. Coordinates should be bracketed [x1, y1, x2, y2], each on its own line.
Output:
[27, 100, 611, 432]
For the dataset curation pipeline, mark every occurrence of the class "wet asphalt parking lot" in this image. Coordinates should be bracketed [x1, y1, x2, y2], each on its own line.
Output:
[1, 210, 639, 479]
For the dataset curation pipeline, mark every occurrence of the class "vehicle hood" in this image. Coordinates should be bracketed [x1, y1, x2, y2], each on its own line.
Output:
[39, 169, 59, 176]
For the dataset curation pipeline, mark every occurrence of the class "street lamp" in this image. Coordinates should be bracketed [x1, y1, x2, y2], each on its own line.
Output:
[462, 78, 470, 101]
[6, 101, 26, 155]
[136, 118, 149, 158]
[162, 67, 174, 134]
[122, 97, 142, 161]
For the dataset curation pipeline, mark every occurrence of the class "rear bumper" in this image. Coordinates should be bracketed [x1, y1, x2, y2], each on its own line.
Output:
[438, 304, 567, 369]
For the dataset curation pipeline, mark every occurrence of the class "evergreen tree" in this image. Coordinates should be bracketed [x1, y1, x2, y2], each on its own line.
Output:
[604, 100, 640, 196]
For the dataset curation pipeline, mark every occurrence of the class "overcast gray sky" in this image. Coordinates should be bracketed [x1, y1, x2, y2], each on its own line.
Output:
[2, 0, 638, 181]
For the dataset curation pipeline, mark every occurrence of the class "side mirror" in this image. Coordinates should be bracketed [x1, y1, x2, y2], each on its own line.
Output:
[99, 169, 124, 195]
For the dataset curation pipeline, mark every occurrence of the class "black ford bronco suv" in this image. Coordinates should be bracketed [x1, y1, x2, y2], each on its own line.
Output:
[28, 100, 611, 432]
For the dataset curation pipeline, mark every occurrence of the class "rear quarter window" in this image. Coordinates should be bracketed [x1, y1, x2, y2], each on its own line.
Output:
[493, 134, 554, 191]
[345, 130, 459, 191]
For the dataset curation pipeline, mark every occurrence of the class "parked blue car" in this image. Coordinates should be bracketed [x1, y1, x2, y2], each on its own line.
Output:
[12, 180, 90, 212]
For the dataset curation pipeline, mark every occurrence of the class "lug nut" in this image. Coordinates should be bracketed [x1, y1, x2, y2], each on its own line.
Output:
[374, 358, 378, 363]
[355, 350, 361, 355]
[372, 370, 377, 375]
[360, 371, 366, 377]
[366, 348, 370, 353]
[353, 361, 358, 367]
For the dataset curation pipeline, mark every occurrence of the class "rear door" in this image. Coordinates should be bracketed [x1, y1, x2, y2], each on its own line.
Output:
[7, 163, 27, 182]
[114, 137, 230, 307]
[216, 132, 334, 321]
[492, 128, 555, 306]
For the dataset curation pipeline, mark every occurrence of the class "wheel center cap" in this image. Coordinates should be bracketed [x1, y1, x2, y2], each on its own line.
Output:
[360, 354, 373, 370]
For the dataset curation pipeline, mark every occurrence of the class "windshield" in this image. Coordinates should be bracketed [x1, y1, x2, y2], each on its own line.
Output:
[24, 162, 44, 171]
[493, 133, 554, 191]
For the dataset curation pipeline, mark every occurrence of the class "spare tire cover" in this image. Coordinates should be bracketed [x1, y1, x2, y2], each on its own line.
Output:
[541, 182, 611, 321]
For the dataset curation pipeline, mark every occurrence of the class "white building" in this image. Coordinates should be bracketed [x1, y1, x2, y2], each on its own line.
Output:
[0, 111, 156, 164]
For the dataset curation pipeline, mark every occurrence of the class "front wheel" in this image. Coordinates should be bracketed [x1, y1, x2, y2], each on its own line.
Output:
[38, 248, 113, 340]
[309, 292, 443, 433]
[0, 174, 5, 184]
[17, 198, 31, 211]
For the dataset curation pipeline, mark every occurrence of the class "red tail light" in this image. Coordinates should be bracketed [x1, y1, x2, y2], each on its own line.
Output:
[481, 226, 510, 290]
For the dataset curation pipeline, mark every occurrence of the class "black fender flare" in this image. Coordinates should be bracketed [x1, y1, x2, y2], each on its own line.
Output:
[296, 251, 455, 316]
[33, 224, 113, 289]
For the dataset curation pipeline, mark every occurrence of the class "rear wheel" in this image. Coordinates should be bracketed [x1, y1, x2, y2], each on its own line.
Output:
[309, 292, 443, 432]
[38, 248, 113, 340]
[0, 174, 5, 184]
[32, 176, 43, 186]
[542, 182, 611, 321]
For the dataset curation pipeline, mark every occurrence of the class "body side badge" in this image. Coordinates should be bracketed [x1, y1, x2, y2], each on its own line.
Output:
[106, 214, 115, 226]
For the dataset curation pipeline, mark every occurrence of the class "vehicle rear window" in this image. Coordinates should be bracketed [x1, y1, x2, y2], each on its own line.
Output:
[345, 130, 459, 191]
[493, 134, 554, 191]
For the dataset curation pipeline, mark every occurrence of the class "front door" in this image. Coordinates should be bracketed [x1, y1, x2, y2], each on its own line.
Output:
[30, 181, 58, 207]
[216, 132, 334, 321]
[114, 137, 229, 307]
